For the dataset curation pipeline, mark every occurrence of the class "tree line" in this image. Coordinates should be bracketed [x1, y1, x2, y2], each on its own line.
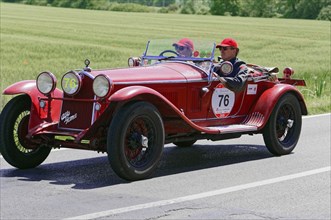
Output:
[2, 0, 330, 20]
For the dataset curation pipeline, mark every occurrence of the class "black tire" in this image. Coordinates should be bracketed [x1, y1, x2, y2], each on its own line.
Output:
[173, 140, 196, 147]
[0, 95, 51, 169]
[263, 93, 302, 155]
[107, 101, 164, 181]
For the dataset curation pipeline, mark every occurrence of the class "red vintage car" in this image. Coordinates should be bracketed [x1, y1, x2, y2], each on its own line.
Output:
[0, 39, 307, 181]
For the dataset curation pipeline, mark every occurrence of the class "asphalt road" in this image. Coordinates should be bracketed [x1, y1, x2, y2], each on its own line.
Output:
[1, 114, 330, 220]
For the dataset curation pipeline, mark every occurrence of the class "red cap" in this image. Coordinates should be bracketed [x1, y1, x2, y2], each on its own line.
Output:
[216, 38, 238, 48]
[173, 38, 194, 50]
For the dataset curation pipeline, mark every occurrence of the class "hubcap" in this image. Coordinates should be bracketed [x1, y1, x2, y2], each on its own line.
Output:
[15, 111, 35, 153]
[125, 117, 154, 168]
[276, 104, 295, 143]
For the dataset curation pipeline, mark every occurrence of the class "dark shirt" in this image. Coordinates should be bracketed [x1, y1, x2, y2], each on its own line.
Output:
[216, 57, 248, 92]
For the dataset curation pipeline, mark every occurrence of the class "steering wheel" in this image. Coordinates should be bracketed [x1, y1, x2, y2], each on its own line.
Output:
[159, 50, 179, 57]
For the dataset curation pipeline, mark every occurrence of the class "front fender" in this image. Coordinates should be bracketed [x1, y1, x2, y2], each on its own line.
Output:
[3, 80, 38, 95]
[251, 84, 308, 129]
[3, 80, 61, 98]
[3, 80, 63, 129]
[109, 86, 165, 102]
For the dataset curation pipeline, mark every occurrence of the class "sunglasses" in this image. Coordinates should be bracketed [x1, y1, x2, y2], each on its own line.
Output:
[175, 45, 186, 51]
[219, 46, 235, 51]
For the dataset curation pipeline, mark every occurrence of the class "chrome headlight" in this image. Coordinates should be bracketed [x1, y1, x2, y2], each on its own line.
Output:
[128, 57, 140, 67]
[36, 71, 57, 95]
[61, 71, 81, 95]
[93, 75, 113, 98]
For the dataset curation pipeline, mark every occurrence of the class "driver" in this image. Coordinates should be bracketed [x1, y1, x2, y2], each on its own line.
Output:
[214, 38, 248, 92]
[172, 38, 194, 57]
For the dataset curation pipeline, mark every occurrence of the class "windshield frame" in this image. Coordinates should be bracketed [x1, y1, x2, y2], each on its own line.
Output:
[140, 39, 216, 75]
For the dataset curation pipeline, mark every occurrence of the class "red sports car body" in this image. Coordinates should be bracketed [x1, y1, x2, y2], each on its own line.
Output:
[0, 39, 307, 180]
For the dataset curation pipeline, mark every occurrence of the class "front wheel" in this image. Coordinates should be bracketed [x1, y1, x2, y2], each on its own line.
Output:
[0, 95, 51, 169]
[263, 93, 302, 155]
[107, 101, 164, 181]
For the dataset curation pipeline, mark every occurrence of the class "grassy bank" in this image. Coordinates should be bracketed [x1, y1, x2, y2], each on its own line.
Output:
[1, 3, 330, 114]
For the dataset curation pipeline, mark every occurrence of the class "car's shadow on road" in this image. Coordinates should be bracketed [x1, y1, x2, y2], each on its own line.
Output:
[1, 144, 273, 189]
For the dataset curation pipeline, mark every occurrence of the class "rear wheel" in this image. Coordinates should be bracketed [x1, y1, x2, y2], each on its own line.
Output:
[0, 95, 51, 168]
[263, 93, 302, 155]
[107, 102, 164, 181]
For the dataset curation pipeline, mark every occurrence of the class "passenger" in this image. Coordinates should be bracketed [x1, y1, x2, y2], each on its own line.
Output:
[214, 38, 248, 92]
[173, 38, 194, 57]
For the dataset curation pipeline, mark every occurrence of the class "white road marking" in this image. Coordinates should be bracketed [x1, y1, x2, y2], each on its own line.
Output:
[303, 113, 330, 119]
[65, 166, 330, 220]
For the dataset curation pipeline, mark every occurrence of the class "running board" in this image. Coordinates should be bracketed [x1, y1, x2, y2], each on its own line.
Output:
[205, 124, 258, 134]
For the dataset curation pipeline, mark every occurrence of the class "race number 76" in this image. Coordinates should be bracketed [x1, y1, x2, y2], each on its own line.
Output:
[211, 87, 235, 118]
[218, 94, 230, 107]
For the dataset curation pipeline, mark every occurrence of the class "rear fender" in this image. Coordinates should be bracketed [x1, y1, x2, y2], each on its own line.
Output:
[250, 84, 308, 129]
[3, 80, 63, 129]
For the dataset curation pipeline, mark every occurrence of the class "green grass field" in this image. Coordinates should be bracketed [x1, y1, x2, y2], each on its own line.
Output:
[1, 3, 330, 114]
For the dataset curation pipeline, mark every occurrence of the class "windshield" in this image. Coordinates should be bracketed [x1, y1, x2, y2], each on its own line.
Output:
[140, 39, 216, 72]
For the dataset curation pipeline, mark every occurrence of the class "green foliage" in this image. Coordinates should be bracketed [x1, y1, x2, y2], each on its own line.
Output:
[176, 0, 210, 15]
[317, 5, 331, 21]
[167, 3, 179, 12]
[179, 0, 195, 14]
[210, 0, 239, 16]
[295, 0, 325, 19]
[22, 0, 48, 5]
[301, 71, 329, 98]
[1, 0, 330, 20]
[107, 0, 175, 7]
[110, 2, 152, 12]
[0, 3, 330, 114]
[300, 71, 330, 114]
[239, 0, 277, 17]
[158, 3, 179, 13]
[279, 0, 330, 19]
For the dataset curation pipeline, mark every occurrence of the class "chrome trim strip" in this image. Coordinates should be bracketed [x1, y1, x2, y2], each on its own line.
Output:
[58, 127, 84, 132]
[191, 115, 247, 122]
[142, 55, 213, 62]
[91, 95, 97, 125]
[114, 78, 208, 85]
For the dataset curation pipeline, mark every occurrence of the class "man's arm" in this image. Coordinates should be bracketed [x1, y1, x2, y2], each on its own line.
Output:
[221, 64, 248, 92]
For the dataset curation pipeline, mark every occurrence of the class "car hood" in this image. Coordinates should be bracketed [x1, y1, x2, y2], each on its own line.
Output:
[89, 62, 207, 83]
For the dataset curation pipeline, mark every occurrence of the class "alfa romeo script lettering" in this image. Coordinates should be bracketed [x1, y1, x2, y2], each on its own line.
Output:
[61, 111, 77, 124]
[212, 83, 235, 118]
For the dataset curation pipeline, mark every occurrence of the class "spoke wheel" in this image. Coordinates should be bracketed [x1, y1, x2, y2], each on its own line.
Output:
[263, 93, 302, 155]
[0, 95, 51, 169]
[125, 116, 156, 168]
[107, 102, 164, 181]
